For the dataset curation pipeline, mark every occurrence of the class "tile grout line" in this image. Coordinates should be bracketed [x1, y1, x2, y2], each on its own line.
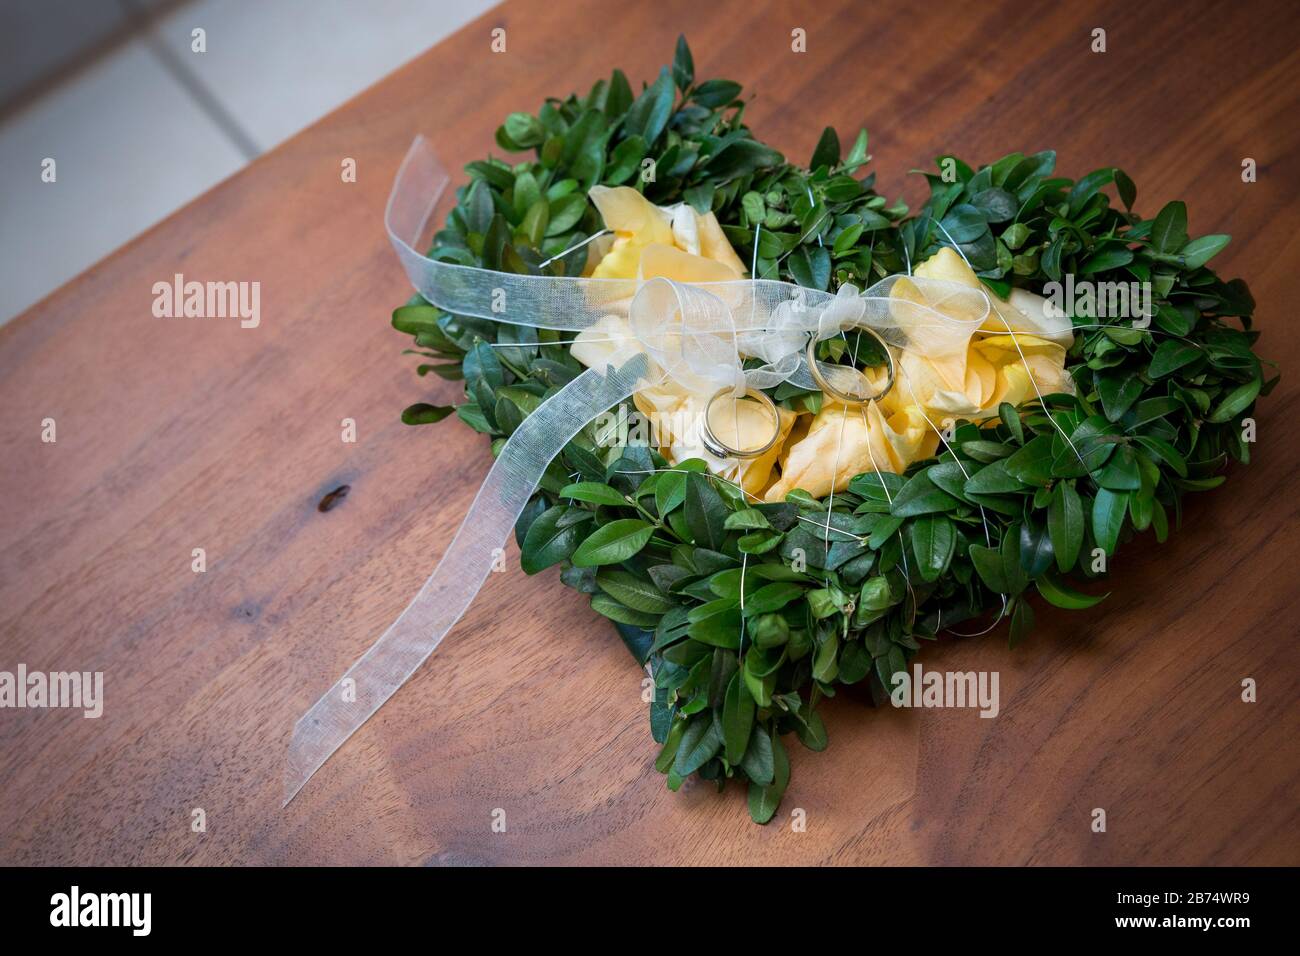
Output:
[118, 0, 263, 161]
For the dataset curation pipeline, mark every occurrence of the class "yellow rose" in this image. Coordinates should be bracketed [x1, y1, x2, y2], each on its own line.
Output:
[572, 316, 795, 496]
[634, 384, 798, 497]
[585, 186, 747, 280]
[573, 212, 1075, 504]
[891, 247, 1074, 422]
[911, 246, 1073, 345]
[570, 188, 790, 495]
[762, 248, 1074, 501]
[763, 397, 938, 502]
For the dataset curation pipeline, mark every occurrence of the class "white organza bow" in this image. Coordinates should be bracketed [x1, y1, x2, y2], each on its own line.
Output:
[283, 137, 989, 803]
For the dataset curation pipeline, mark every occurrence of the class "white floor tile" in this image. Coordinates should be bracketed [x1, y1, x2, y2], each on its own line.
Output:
[0, 0, 499, 327]
[0, 38, 246, 323]
[151, 0, 499, 152]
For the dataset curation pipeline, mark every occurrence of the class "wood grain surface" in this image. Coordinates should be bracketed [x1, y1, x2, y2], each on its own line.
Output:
[2, 0, 1298, 866]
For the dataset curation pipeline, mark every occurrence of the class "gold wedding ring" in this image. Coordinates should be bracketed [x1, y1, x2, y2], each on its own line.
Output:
[806, 327, 896, 405]
[701, 386, 782, 460]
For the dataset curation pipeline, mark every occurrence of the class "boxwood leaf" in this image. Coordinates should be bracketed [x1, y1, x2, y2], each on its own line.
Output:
[891, 470, 961, 516]
[1091, 488, 1128, 555]
[596, 568, 675, 614]
[1036, 569, 1109, 610]
[520, 505, 587, 574]
[590, 593, 659, 627]
[654, 468, 688, 516]
[1207, 376, 1261, 423]
[624, 67, 674, 144]
[724, 508, 771, 531]
[1019, 520, 1055, 578]
[1097, 373, 1144, 422]
[874, 644, 907, 691]
[1048, 481, 1084, 572]
[909, 514, 956, 583]
[654, 718, 687, 773]
[747, 730, 789, 824]
[687, 600, 742, 649]
[1095, 444, 1142, 491]
[810, 125, 840, 171]
[1133, 435, 1188, 478]
[743, 581, 804, 615]
[998, 401, 1024, 443]
[672, 34, 694, 90]
[1008, 596, 1035, 648]
[1002, 434, 1056, 485]
[793, 703, 828, 751]
[1180, 233, 1230, 270]
[685, 473, 728, 549]
[723, 671, 755, 764]
[739, 722, 774, 785]
[674, 714, 723, 776]
[401, 402, 454, 425]
[964, 459, 1028, 495]
[560, 481, 627, 507]
[969, 543, 1007, 594]
[1151, 200, 1188, 254]
[692, 78, 741, 109]
[571, 518, 654, 567]
[1148, 339, 1202, 378]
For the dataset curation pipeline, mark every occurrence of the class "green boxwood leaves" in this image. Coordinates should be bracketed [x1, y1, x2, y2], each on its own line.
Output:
[624, 67, 675, 146]
[969, 529, 1028, 596]
[520, 506, 587, 574]
[1149, 339, 1202, 378]
[391, 34, 1270, 826]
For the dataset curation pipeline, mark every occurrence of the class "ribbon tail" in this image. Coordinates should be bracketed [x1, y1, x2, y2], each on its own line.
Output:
[284, 354, 649, 805]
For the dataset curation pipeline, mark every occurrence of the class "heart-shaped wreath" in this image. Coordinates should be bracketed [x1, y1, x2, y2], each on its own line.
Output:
[390, 37, 1272, 823]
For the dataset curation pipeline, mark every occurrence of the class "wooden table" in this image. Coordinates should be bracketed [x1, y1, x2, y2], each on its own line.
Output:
[2, 0, 1297, 866]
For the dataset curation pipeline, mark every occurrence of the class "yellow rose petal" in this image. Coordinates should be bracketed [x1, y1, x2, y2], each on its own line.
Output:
[764, 401, 922, 502]
[588, 186, 674, 244]
[635, 387, 794, 497]
[590, 238, 644, 280]
[695, 209, 747, 276]
[973, 333, 1064, 357]
[638, 243, 741, 284]
[914, 246, 979, 287]
[571, 314, 642, 370]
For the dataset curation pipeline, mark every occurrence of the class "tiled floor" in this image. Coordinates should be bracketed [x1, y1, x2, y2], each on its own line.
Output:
[0, 0, 498, 326]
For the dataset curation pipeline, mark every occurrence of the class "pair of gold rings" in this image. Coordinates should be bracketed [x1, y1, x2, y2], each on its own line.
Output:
[700, 327, 895, 459]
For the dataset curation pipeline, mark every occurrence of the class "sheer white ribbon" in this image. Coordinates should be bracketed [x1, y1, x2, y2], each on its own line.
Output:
[283, 137, 989, 804]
